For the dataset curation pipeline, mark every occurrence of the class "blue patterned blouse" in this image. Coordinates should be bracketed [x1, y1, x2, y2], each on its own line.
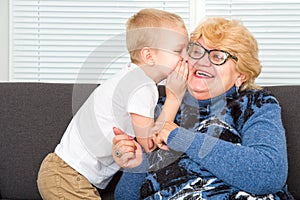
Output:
[115, 86, 294, 200]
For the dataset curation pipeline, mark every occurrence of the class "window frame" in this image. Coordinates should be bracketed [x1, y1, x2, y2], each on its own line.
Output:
[8, 0, 300, 86]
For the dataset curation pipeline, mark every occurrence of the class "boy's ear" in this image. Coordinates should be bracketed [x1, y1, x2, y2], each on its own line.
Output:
[141, 47, 155, 65]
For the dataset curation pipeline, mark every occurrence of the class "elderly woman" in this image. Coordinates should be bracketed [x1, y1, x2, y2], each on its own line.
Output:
[112, 17, 293, 199]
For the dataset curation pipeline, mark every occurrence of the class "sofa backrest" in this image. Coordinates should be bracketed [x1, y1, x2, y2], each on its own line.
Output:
[0, 83, 98, 199]
[264, 86, 300, 198]
[0, 83, 299, 199]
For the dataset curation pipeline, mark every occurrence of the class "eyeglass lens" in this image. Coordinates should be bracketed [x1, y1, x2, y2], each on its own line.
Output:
[188, 42, 231, 65]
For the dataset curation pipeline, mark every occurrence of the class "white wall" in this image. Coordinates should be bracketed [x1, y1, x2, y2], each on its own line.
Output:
[0, 0, 9, 81]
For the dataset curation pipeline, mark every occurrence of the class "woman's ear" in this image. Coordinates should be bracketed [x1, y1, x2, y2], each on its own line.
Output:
[235, 74, 246, 87]
[141, 47, 155, 65]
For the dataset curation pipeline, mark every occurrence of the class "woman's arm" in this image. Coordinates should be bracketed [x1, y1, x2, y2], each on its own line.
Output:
[167, 102, 288, 194]
[112, 128, 152, 200]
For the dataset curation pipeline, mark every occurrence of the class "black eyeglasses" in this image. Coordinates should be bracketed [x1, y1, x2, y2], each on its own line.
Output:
[187, 42, 238, 66]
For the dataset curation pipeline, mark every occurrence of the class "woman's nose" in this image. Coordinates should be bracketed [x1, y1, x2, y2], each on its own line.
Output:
[200, 53, 211, 66]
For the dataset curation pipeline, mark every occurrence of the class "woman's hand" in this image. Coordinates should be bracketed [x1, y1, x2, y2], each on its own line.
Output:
[165, 60, 189, 105]
[112, 127, 143, 168]
[153, 121, 179, 151]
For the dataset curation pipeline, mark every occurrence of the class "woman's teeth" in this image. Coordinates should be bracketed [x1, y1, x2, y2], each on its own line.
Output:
[195, 70, 213, 78]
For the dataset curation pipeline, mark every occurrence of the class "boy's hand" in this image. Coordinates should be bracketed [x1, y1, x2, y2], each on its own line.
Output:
[136, 137, 157, 153]
[165, 60, 188, 105]
[153, 121, 179, 151]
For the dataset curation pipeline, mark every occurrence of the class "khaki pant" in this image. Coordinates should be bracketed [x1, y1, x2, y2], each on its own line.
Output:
[37, 153, 102, 200]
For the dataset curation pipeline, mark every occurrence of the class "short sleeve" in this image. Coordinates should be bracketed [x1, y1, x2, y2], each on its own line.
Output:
[127, 83, 159, 118]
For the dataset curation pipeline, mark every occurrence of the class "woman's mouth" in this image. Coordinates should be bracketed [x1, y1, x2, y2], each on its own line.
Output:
[194, 70, 214, 78]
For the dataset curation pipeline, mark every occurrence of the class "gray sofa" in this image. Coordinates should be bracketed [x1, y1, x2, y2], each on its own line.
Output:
[0, 83, 299, 200]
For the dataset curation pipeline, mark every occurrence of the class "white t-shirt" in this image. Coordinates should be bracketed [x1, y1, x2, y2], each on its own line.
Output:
[55, 63, 158, 189]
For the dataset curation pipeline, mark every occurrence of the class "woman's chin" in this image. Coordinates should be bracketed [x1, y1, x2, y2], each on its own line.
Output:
[188, 78, 209, 92]
[188, 85, 210, 100]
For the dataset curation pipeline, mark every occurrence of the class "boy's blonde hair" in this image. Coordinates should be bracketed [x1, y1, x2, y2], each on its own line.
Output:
[126, 8, 186, 64]
[190, 17, 262, 90]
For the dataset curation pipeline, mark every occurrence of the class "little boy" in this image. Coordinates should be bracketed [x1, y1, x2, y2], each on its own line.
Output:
[37, 8, 188, 199]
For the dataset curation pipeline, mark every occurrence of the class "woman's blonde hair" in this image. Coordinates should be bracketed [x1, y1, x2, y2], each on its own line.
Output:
[126, 8, 186, 64]
[190, 17, 261, 90]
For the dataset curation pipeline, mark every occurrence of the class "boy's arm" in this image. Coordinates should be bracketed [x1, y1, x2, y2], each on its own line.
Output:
[130, 113, 155, 152]
[162, 60, 189, 123]
[153, 60, 188, 150]
[130, 97, 181, 152]
[131, 61, 188, 152]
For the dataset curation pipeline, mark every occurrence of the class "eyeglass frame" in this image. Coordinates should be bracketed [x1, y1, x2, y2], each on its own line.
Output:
[187, 41, 238, 66]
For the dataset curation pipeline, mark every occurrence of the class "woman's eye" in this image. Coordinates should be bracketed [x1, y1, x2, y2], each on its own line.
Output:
[193, 50, 202, 55]
[212, 53, 225, 61]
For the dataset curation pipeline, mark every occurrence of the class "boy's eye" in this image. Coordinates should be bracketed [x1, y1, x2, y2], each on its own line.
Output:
[174, 50, 182, 53]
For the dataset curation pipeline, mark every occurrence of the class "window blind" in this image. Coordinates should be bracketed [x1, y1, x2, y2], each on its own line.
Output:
[204, 0, 300, 86]
[10, 0, 191, 83]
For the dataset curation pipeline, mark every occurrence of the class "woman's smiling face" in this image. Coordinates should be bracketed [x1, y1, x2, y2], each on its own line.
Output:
[187, 38, 242, 100]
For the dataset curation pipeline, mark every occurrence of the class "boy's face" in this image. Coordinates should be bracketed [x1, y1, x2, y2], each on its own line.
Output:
[151, 26, 189, 76]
